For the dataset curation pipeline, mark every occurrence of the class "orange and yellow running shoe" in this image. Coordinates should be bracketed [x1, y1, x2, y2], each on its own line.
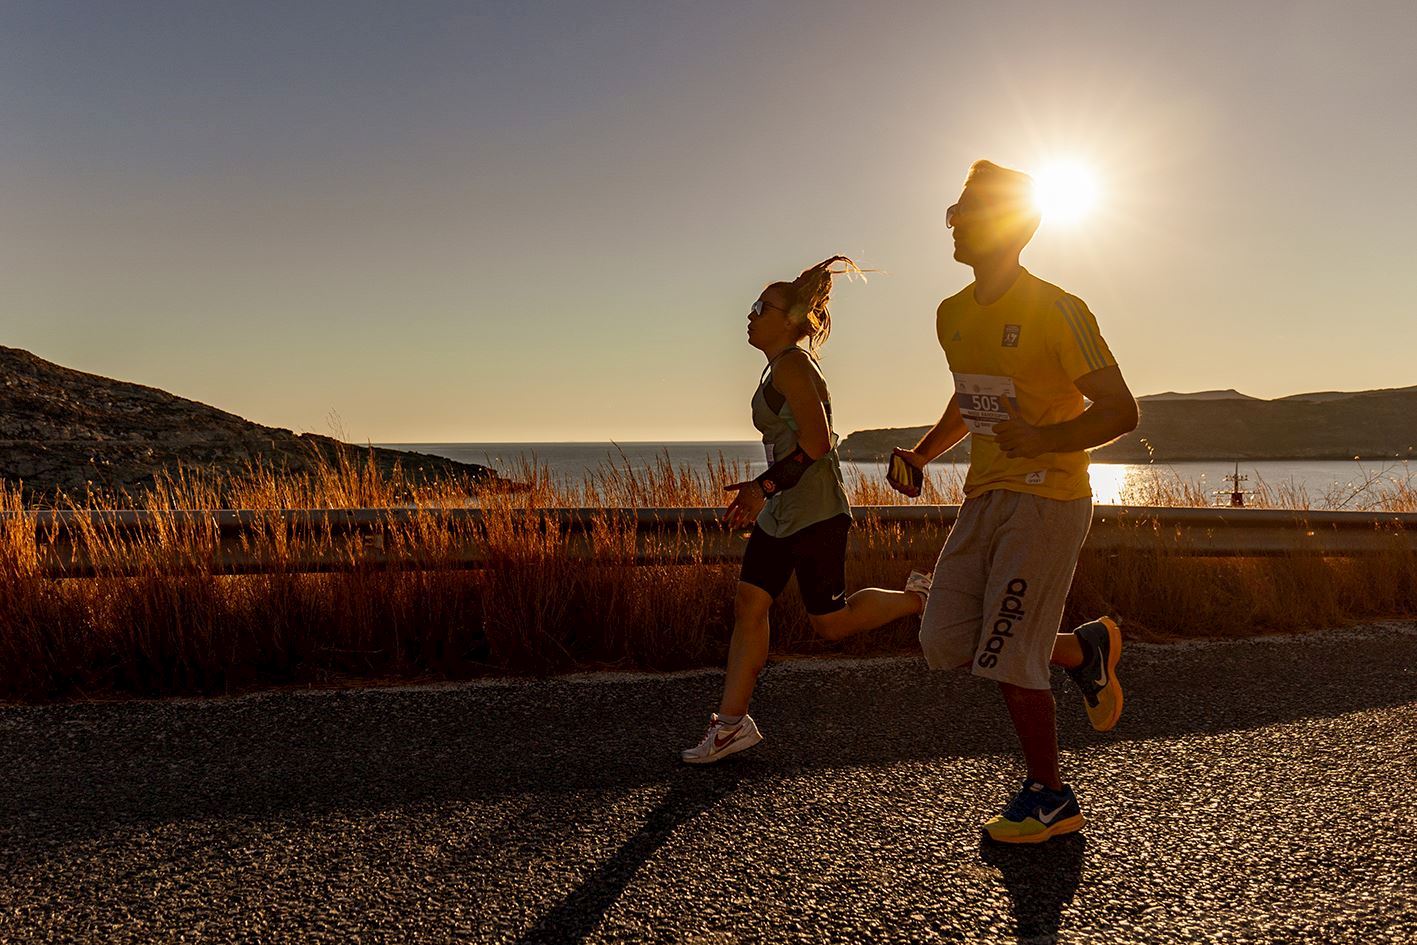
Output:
[1066, 616, 1124, 732]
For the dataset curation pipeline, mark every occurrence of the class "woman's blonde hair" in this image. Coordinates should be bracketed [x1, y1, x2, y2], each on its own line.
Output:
[768, 255, 868, 355]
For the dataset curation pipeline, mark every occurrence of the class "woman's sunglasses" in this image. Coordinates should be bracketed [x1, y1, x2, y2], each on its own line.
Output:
[750, 298, 787, 318]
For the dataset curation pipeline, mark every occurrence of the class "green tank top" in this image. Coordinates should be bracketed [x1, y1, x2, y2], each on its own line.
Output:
[750, 348, 852, 538]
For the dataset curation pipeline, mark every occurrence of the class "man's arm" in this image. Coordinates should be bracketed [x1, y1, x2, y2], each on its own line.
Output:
[993, 364, 1139, 459]
[885, 402, 968, 497]
[909, 398, 969, 463]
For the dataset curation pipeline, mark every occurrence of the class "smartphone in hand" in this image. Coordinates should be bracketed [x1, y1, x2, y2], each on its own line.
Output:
[887, 450, 925, 497]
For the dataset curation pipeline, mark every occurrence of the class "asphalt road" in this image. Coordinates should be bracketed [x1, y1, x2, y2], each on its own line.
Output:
[2, 623, 1415, 944]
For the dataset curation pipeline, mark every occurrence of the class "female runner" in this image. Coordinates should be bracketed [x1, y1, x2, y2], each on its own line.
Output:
[683, 256, 931, 763]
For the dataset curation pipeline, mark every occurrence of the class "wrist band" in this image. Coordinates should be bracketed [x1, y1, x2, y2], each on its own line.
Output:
[755, 446, 813, 496]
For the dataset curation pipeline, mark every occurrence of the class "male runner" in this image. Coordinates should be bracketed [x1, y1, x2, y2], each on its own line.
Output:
[890, 160, 1139, 843]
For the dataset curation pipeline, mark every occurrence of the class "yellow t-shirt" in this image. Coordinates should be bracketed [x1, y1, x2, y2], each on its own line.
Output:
[936, 268, 1117, 501]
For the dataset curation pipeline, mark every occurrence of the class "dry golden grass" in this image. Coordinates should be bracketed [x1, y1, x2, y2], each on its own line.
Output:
[0, 450, 1414, 702]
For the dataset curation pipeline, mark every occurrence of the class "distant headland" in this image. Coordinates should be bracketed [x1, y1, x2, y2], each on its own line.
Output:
[0, 346, 503, 501]
[840, 386, 1417, 463]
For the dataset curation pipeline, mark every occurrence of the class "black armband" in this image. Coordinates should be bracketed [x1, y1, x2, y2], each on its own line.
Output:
[755, 446, 814, 496]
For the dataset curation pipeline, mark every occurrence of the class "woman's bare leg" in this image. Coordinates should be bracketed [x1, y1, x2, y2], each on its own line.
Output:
[807, 587, 925, 642]
[717, 582, 775, 717]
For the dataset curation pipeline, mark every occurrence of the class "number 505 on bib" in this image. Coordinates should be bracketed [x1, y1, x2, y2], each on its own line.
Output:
[952, 372, 1017, 436]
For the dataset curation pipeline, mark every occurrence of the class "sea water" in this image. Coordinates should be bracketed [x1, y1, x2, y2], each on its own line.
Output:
[380, 442, 1415, 508]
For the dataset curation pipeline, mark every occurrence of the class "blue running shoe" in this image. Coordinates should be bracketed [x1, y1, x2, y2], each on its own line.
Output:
[983, 779, 1086, 844]
[1065, 616, 1124, 732]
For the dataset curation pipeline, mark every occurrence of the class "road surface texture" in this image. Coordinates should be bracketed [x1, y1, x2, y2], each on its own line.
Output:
[2, 623, 1415, 944]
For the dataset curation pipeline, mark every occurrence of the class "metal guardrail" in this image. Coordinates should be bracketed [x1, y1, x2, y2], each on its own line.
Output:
[3, 505, 1414, 578]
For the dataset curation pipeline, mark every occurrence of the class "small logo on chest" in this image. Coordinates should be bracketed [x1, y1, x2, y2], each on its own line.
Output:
[951, 330, 963, 342]
[1001, 324, 1021, 347]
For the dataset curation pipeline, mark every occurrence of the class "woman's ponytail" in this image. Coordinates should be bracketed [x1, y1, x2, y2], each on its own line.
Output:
[787, 255, 867, 354]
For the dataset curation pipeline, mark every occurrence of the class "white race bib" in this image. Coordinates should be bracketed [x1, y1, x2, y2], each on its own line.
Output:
[953, 372, 1017, 436]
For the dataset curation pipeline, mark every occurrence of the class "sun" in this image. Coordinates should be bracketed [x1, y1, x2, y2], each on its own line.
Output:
[1031, 160, 1100, 226]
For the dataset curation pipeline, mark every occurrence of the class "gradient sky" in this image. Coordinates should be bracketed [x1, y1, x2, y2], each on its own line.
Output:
[5, 1, 1416, 442]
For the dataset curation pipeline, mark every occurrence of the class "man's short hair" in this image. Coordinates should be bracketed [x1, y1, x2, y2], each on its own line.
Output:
[964, 159, 1040, 242]
[965, 160, 1034, 208]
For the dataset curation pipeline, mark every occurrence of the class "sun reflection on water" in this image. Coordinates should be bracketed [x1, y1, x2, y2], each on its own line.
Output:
[1087, 463, 1131, 505]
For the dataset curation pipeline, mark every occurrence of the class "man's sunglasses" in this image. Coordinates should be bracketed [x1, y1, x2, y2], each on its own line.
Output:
[948, 201, 1031, 228]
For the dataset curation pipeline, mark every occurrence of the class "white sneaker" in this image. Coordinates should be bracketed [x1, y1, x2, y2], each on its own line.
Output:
[905, 569, 933, 604]
[681, 713, 763, 765]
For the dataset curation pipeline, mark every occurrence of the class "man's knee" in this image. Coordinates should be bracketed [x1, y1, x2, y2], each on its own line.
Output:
[919, 620, 975, 671]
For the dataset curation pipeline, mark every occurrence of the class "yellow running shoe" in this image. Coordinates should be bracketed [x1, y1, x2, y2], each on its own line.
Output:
[1066, 616, 1124, 732]
[983, 779, 1086, 844]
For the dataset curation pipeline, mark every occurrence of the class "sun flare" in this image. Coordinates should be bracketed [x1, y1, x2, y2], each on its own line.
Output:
[1032, 160, 1100, 226]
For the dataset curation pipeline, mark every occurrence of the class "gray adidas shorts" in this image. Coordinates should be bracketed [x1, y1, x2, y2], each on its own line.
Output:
[919, 489, 1092, 690]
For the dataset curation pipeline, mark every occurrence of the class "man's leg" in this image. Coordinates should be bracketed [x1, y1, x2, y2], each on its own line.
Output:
[1000, 682, 1061, 790]
[969, 494, 1093, 842]
[990, 629, 1096, 751]
[992, 623, 1123, 786]
[919, 498, 989, 670]
[1051, 632, 1084, 669]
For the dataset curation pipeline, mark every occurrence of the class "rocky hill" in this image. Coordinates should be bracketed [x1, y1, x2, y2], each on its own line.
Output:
[1139, 389, 1259, 402]
[0, 346, 501, 502]
[840, 386, 1417, 463]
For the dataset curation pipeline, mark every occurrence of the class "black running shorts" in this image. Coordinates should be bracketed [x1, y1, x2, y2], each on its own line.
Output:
[739, 513, 852, 615]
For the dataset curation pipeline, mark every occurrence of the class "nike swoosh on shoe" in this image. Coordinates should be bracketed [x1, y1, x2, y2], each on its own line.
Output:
[1037, 801, 1071, 825]
[713, 727, 744, 751]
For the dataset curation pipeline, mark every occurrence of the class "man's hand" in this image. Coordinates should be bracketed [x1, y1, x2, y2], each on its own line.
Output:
[992, 399, 1053, 459]
[724, 480, 766, 529]
[887, 447, 927, 497]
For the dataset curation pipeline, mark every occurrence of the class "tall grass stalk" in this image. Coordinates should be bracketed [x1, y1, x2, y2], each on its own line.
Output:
[0, 451, 1414, 702]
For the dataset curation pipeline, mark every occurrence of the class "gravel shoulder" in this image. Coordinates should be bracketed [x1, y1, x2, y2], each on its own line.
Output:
[2, 623, 1415, 943]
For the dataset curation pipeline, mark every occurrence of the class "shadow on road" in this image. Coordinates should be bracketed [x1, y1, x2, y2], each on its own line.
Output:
[2, 627, 1413, 841]
[978, 832, 1086, 944]
[514, 768, 742, 944]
